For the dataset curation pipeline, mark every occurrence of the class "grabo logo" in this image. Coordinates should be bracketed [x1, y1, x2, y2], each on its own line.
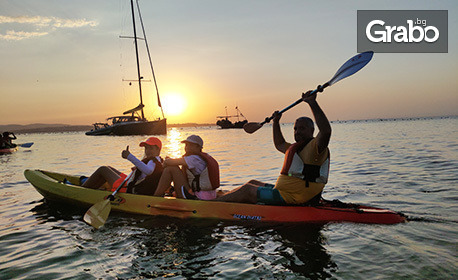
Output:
[357, 10, 448, 53]
[366, 19, 439, 43]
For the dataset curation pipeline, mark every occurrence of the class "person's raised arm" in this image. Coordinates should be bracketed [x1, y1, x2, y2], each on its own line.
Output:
[121, 145, 155, 175]
[126, 154, 156, 175]
[272, 111, 288, 153]
[302, 91, 331, 154]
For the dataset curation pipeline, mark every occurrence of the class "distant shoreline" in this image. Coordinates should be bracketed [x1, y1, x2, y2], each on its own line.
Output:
[0, 116, 455, 134]
[0, 123, 215, 134]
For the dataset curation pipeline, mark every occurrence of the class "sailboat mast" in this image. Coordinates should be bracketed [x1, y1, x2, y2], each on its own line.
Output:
[136, 0, 165, 120]
[130, 0, 145, 120]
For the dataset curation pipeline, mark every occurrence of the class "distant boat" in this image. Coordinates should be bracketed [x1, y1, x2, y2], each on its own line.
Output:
[216, 106, 248, 129]
[86, 0, 166, 136]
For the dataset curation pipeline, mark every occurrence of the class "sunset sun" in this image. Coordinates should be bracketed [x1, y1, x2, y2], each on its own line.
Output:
[161, 93, 187, 116]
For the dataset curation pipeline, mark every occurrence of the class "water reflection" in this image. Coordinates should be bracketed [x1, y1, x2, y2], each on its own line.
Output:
[124, 218, 224, 279]
[273, 224, 337, 279]
[109, 218, 336, 279]
[28, 199, 336, 279]
[165, 128, 183, 158]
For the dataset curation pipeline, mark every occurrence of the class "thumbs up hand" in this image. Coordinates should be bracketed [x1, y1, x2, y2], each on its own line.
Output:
[122, 145, 131, 159]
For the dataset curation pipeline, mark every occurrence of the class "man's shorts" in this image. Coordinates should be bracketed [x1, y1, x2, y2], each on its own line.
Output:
[256, 183, 286, 205]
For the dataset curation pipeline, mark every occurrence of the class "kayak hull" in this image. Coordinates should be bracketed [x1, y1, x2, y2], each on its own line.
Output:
[0, 147, 18, 155]
[24, 169, 406, 224]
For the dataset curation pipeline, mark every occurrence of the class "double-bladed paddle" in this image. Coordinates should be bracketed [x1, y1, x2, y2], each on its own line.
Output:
[243, 51, 374, 134]
[83, 171, 133, 229]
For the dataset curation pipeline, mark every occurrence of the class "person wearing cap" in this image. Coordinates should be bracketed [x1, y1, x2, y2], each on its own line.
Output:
[215, 90, 331, 205]
[81, 137, 164, 195]
[154, 134, 220, 200]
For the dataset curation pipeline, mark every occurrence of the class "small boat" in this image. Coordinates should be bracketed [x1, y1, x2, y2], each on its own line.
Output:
[0, 142, 33, 155]
[216, 106, 248, 129]
[0, 146, 18, 155]
[24, 169, 406, 225]
[86, 0, 166, 136]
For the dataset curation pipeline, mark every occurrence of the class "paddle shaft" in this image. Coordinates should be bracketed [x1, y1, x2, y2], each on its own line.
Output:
[83, 171, 134, 229]
[245, 52, 374, 134]
[260, 82, 330, 125]
[108, 171, 134, 199]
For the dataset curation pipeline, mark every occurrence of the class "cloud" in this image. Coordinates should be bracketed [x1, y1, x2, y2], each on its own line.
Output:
[0, 15, 98, 41]
[0, 30, 48, 40]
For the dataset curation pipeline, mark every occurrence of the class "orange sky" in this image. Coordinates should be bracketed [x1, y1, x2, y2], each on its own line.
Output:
[1, 0, 457, 126]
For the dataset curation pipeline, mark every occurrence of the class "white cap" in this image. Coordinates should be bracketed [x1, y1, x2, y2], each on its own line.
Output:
[181, 135, 203, 148]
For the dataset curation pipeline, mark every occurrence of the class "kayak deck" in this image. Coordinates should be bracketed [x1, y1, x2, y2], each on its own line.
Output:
[24, 169, 406, 225]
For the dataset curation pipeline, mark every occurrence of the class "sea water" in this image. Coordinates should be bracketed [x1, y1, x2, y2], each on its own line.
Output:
[0, 117, 456, 279]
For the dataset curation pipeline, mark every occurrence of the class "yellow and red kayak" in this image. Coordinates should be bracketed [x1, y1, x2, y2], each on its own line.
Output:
[24, 169, 406, 224]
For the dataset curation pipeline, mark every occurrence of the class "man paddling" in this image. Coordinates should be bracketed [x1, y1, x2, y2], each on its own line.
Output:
[215, 89, 331, 205]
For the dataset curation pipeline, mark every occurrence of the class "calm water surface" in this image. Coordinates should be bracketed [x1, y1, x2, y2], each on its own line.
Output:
[0, 117, 457, 279]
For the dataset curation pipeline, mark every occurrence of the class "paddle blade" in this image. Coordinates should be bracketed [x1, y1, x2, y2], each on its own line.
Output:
[83, 199, 112, 229]
[328, 51, 374, 86]
[19, 142, 34, 148]
[243, 122, 263, 134]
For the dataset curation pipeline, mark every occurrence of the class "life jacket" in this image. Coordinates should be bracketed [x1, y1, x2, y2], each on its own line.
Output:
[113, 157, 163, 195]
[185, 152, 220, 192]
[280, 139, 330, 188]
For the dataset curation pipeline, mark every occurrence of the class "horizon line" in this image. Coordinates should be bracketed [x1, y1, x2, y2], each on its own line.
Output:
[0, 114, 456, 128]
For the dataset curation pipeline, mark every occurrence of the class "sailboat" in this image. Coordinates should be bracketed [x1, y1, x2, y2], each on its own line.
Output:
[86, 0, 166, 136]
[216, 106, 248, 129]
